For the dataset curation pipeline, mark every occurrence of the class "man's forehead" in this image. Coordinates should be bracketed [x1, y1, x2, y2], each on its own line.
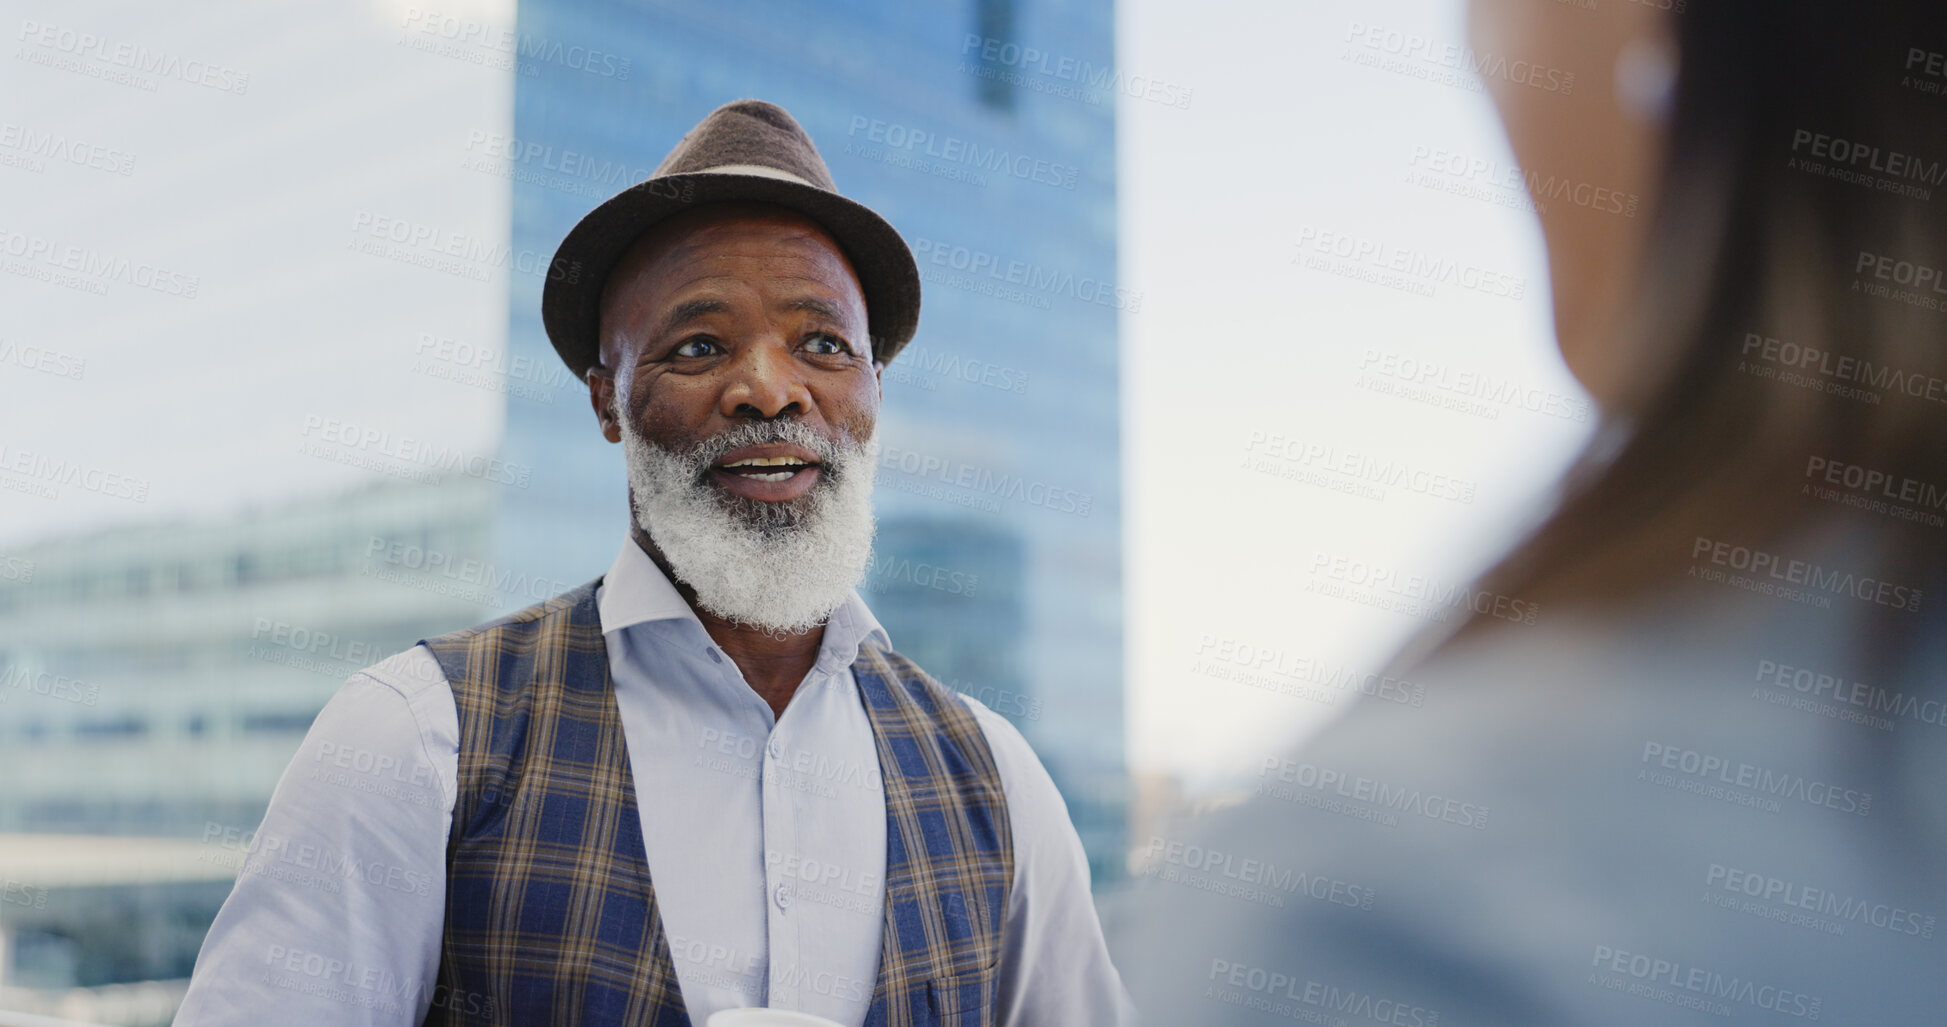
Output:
[596, 206, 868, 362]
[610, 209, 860, 299]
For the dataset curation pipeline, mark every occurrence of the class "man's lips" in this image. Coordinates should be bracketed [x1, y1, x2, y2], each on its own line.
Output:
[709, 442, 824, 501]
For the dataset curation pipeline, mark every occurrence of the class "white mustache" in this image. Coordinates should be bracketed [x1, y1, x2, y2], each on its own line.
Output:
[678, 421, 847, 482]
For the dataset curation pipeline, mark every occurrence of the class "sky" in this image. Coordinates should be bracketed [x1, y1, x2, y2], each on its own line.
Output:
[1118, 0, 1590, 781]
[0, 0, 1591, 783]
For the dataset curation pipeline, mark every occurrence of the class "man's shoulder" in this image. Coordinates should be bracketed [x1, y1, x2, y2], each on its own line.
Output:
[350, 643, 451, 704]
[861, 644, 1049, 791]
[857, 643, 982, 718]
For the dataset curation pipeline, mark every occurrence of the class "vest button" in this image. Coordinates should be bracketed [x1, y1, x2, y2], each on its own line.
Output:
[767, 737, 783, 759]
[774, 884, 792, 910]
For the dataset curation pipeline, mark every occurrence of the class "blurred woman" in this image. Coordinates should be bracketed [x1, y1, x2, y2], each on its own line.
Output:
[1126, 1, 1947, 1022]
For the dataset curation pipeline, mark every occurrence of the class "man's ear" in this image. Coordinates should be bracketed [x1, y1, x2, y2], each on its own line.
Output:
[588, 365, 622, 443]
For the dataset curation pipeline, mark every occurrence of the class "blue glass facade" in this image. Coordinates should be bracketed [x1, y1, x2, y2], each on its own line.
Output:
[494, 0, 1125, 882]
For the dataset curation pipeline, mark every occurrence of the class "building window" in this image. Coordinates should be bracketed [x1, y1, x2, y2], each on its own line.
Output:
[74, 715, 147, 740]
[239, 711, 316, 735]
[972, 0, 1017, 112]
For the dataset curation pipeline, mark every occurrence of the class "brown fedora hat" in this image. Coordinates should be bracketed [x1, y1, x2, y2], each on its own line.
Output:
[540, 98, 922, 380]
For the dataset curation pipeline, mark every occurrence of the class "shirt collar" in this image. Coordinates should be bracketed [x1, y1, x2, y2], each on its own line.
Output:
[595, 533, 890, 661]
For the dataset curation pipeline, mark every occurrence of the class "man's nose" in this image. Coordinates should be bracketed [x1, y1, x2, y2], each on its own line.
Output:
[719, 339, 814, 419]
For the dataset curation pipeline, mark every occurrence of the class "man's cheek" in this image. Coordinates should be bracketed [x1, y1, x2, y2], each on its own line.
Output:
[838, 407, 879, 459]
[632, 392, 708, 451]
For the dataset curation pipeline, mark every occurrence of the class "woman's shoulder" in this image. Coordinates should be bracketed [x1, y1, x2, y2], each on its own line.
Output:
[1127, 605, 1947, 1026]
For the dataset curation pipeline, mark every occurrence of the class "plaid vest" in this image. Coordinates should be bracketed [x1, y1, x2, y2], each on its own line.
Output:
[418, 579, 1013, 1026]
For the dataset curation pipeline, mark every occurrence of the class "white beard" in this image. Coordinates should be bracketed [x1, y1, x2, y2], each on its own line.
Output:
[617, 415, 878, 635]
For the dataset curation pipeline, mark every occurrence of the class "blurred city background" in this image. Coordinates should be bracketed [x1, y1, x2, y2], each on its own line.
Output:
[0, 0, 1585, 1021]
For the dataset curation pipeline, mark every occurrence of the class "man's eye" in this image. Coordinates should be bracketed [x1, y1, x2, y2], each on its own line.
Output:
[673, 337, 719, 358]
[805, 333, 851, 355]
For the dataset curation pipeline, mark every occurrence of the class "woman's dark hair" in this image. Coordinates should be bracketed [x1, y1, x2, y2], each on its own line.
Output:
[1456, 1, 1947, 655]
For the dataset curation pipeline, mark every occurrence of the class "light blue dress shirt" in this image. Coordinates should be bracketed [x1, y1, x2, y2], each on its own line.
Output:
[176, 535, 1129, 1026]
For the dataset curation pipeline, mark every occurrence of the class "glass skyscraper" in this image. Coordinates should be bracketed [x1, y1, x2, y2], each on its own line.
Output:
[492, 0, 1127, 881]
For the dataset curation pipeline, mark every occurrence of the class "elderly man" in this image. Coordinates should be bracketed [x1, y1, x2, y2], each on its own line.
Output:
[178, 99, 1127, 1026]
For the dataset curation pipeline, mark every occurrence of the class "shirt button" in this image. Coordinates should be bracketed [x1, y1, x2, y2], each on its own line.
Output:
[775, 884, 792, 910]
[707, 648, 723, 664]
[767, 737, 783, 759]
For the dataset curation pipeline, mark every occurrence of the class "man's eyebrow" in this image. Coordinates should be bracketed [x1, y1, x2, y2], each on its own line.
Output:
[657, 298, 728, 335]
[780, 296, 847, 322]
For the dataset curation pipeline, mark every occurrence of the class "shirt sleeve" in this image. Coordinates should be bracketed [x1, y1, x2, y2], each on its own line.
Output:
[964, 700, 1135, 1027]
[174, 645, 459, 1027]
